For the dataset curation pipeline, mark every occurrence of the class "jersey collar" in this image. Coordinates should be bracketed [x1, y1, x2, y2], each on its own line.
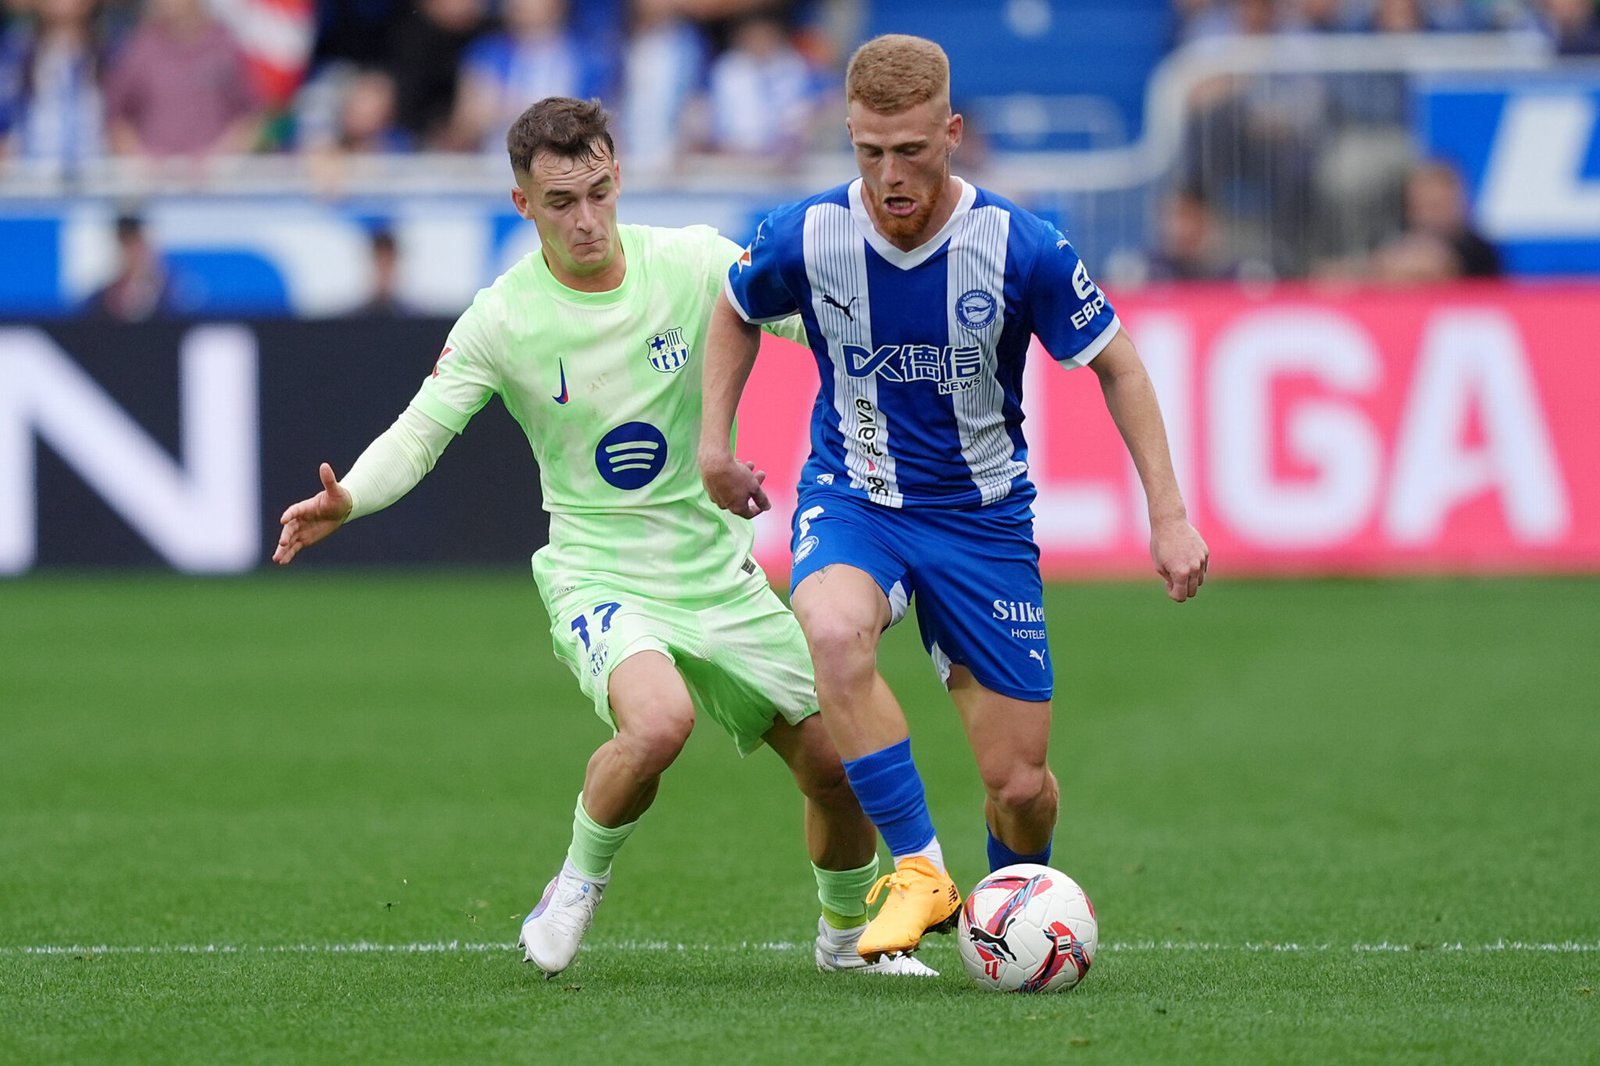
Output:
[848, 176, 976, 271]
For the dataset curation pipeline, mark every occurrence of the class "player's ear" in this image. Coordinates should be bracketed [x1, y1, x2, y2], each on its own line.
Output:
[510, 183, 533, 220]
[948, 112, 964, 152]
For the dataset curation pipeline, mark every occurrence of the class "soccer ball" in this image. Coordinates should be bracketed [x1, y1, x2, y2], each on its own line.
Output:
[957, 863, 1097, 993]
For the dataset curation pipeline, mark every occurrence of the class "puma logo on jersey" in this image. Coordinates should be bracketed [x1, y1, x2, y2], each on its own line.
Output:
[822, 293, 858, 321]
[553, 359, 569, 404]
[1028, 649, 1047, 668]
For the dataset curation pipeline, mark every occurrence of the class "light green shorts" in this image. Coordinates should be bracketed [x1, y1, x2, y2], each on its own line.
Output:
[536, 571, 819, 756]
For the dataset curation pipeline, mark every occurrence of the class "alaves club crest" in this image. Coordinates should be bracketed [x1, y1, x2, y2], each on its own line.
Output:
[645, 327, 689, 374]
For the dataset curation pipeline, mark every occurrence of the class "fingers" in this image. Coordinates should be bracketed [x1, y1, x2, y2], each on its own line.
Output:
[751, 483, 771, 513]
[319, 462, 339, 494]
[272, 523, 300, 565]
[1163, 556, 1208, 603]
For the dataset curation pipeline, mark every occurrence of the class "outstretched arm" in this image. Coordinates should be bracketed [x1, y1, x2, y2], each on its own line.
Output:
[1089, 329, 1209, 602]
[272, 405, 454, 565]
[699, 294, 770, 519]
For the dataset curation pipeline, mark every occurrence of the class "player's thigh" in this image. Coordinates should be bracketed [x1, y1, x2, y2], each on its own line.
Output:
[543, 585, 686, 732]
[605, 649, 696, 755]
[686, 582, 820, 756]
[949, 665, 1053, 797]
[788, 492, 908, 636]
[908, 514, 1053, 703]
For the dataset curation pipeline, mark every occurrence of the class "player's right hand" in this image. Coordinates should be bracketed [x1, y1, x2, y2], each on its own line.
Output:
[699, 453, 771, 520]
[272, 462, 353, 565]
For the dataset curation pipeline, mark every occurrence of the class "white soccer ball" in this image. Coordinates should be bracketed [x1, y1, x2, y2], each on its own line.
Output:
[957, 863, 1098, 993]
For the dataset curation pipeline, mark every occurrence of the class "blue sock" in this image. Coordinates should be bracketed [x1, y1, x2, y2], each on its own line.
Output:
[842, 738, 936, 857]
[987, 825, 1052, 872]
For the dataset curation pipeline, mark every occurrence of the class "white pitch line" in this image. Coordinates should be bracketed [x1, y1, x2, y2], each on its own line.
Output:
[2, 940, 1597, 957]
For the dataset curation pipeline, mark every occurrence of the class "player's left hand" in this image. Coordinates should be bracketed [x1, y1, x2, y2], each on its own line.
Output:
[700, 452, 771, 520]
[1151, 518, 1208, 603]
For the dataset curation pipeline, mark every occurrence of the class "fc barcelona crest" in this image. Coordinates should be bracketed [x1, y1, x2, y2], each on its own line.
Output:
[645, 327, 689, 374]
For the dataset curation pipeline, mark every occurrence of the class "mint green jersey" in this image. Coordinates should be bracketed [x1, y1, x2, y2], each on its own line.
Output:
[412, 223, 790, 603]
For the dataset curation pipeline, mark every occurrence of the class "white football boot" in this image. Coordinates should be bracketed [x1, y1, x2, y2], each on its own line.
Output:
[518, 860, 608, 976]
[814, 917, 939, 977]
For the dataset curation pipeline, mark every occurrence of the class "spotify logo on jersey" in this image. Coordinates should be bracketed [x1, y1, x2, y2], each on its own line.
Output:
[596, 421, 669, 489]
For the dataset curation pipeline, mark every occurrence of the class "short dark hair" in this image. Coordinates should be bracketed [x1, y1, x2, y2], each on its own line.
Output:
[506, 97, 615, 177]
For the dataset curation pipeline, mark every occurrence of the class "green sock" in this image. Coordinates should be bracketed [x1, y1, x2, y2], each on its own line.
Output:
[565, 793, 638, 881]
[814, 855, 881, 930]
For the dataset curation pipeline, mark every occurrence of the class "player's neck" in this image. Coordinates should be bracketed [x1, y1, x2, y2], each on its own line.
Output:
[544, 248, 628, 294]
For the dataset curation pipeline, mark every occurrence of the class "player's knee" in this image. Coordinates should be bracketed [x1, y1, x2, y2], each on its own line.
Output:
[794, 749, 853, 808]
[615, 701, 694, 776]
[797, 613, 878, 679]
[986, 763, 1056, 819]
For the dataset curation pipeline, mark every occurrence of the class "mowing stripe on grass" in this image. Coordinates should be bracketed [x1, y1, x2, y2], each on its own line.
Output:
[5, 940, 1597, 956]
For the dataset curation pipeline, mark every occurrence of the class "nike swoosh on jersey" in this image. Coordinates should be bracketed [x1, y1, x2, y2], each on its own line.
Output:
[553, 359, 569, 404]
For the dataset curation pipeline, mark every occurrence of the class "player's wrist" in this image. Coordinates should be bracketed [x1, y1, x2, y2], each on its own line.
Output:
[697, 443, 735, 468]
[1148, 507, 1190, 532]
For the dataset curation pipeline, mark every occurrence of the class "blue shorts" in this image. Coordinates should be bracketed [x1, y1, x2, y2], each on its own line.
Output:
[789, 488, 1052, 702]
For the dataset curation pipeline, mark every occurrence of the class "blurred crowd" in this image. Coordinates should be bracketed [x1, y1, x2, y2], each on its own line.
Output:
[8, 0, 1593, 313]
[1175, 0, 1598, 45]
[1133, 0, 1600, 283]
[0, 0, 845, 177]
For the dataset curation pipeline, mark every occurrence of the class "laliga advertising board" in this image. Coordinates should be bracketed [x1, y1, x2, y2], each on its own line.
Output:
[737, 283, 1599, 581]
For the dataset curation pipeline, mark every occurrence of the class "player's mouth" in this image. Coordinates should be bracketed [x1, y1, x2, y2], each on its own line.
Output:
[883, 196, 917, 218]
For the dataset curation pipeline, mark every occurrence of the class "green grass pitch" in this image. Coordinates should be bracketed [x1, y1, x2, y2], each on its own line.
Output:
[2, 572, 1597, 1063]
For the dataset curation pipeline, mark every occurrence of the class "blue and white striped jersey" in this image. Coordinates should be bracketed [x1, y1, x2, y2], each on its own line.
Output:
[725, 177, 1122, 509]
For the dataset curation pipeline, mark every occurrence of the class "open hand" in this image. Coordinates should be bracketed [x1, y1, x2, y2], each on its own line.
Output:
[272, 463, 353, 565]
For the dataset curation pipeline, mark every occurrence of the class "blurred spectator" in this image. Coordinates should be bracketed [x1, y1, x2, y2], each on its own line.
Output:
[309, 0, 399, 71]
[1285, 0, 1356, 32]
[616, 0, 707, 175]
[346, 227, 416, 316]
[1178, 0, 1323, 274]
[1179, 0, 1283, 43]
[706, 12, 816, 158]
[387, 0, 485, 149]
[1308, 0, 1432, 263]
[1147, 188, 1247, 281]
[102, 0, 261, 158]
[0, 0, 106, 171]
[1369, 159, 1501, 282]
[297, 62, 408, 154]
[86, 211, 178, 319]
[450, 0, 605, 154]
[1538, 0, 1600, 52]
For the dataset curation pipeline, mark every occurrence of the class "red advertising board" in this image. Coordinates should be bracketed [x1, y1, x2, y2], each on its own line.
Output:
[735, 283, 1600, 580]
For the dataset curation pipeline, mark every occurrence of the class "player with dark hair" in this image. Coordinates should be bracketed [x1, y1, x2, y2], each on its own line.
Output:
[700, 35, 1208, 962]
[275, 96, 933, 978]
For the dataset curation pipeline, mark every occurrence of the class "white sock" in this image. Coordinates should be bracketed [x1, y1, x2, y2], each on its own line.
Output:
[892, 836, 945, 874]
[562, 857, 609, 886]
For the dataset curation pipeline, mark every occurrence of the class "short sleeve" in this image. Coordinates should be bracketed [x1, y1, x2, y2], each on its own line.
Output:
[413, 296, 499, 434]
[723, 212, 800, 324]
[1025, 228, 1121, 369]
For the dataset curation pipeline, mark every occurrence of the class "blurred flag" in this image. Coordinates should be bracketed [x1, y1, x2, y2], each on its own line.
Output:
[211, 0, 316, 108]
